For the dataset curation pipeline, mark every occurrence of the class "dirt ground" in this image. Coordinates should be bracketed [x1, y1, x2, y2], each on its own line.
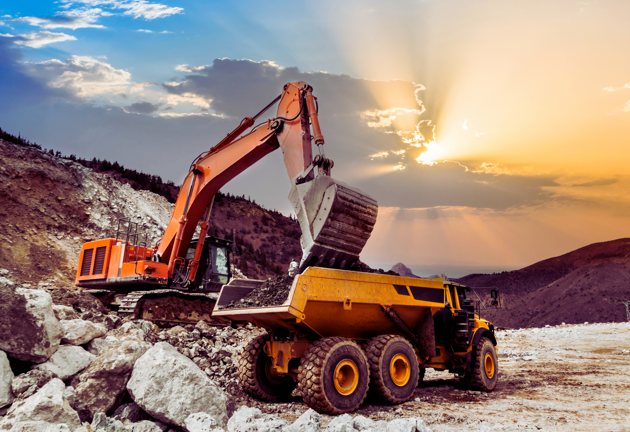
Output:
[245, 322, 630, 431]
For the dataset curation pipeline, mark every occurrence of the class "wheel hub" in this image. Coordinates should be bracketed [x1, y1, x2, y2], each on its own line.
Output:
[334, 359, 359, 396]
[390, 354, 411, 387]
[484, 353, 495, 379]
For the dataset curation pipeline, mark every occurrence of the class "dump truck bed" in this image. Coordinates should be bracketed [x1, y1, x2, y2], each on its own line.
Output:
[212, 267, 446, 340]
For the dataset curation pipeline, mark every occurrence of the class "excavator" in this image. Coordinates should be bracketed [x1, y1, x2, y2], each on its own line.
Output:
[75, 81, 378, 325]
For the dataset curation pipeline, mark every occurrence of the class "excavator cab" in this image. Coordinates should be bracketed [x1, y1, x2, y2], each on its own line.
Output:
[184, 236, 232, 292]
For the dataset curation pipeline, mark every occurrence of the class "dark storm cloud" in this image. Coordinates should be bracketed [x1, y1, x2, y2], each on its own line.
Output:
[125, 102, 160, 114]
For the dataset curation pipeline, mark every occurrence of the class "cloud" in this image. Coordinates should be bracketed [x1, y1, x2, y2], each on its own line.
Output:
[623, 100, 630, 113]
[603, 83, 630, 92]
[0, 33, 14, 38]
[24, 55, 132, 97]
[13, 31, 77, 48]
[175, 64, 209, 72]
[15, 9, 109, 30]
[60, 0, 183, 20]
[137, 29, 153, 32]
[462, 120, 468, 130]
[570, 178, 619, 187]
[125, 101, 160, 114]
[159, 30, 172, 34]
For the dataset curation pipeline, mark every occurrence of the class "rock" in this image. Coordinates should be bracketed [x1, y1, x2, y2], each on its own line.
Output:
[0, 379, 81, 430]
[87, 337, 119, 356]
[52, 306, 78, 321]
[91, 412, 125, 432]
[112, 403, 149, 423]
[6, 421, 73, 432]
[325, 414, 357, 432]
[352, 416, 377, 432]
[32, 346, 95, 380]
[0, 287, 63, 363]
[184, 412, 224, 432]
[226, 406, 288, 432]
[386, 418, 417, 432]
[166, 326, 187, 336]
[105, 315, 122, 331]
[130, 421, 164, 432]
[61, 387, 75, 408]
[127, 343, 229, 429]
[415, 419, 431, 432]
[284, 409, 321, 432]
[72, 338, 151, 422]
[11, 371, 54, 398]
[0, 352, 14, 408]
[194, 322, 216, 338]
[60, 320, 107, 346]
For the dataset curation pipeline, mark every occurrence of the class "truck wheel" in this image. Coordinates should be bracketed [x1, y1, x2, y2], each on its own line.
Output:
[298, 337, 370, 414]
[462, 337, 498, 392]
[238, 333, 296, 401]
[366, 335, 420, 404]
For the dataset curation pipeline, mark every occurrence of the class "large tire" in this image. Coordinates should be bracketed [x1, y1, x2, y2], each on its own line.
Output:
[237, 333, 296, 401]
[462, 337, 498, 392]
[297, 337, 370, 414]
[366, 335, 420, 404]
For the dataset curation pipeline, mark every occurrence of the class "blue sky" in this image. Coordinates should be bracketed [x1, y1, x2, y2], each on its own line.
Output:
[1, 0, 630, 272]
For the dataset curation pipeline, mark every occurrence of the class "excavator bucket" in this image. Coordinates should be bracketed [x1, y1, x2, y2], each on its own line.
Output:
[289, 176, 378, 271]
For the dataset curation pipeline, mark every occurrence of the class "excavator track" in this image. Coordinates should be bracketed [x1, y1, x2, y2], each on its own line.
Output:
[118, 290, 226, 326]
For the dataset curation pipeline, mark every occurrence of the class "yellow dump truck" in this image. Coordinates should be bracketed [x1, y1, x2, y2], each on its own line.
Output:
[212, 267, 498, 414]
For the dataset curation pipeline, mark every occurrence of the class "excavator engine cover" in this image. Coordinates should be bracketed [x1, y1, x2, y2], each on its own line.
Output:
[289, 176, 378, 271]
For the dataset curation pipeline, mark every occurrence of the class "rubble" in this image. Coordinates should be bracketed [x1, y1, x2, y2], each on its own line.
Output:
[11, 370, 54, 399]
[0, 379, 81, 430]
[127, 342, 230, 429]
[32, 346, 96, 381]
[72, 338, 151, 421]
[0, 287, 63, 363]
[60, 320, 107, 346]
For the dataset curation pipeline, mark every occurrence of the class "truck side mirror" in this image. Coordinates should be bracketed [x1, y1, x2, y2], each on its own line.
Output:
[491, 289, 498, 299]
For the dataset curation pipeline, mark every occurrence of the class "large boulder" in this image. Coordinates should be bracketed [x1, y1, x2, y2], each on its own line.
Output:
[11, 370, 54, 399]
[127, 343, 229, 429]
[60, 320, 106, 346]
[0, 379, 81, 430]
[72, 338, 151, 422]
[226, 407, 288, 432]
[32, 345, 95, 381]
[0, 287, 63, 363]
[0, 352, 14, 408]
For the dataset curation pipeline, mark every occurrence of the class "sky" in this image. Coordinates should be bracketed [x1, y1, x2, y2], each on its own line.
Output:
[1, 0, 630, 276]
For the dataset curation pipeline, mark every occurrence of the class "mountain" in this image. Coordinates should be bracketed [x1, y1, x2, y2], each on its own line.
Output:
[0, 137, 302, 286]
[456, 239, 630, 328]
[390, 262, 419, 278]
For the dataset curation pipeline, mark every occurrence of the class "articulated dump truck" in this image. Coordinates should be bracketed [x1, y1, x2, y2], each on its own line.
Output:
[212, 268, 498, 414]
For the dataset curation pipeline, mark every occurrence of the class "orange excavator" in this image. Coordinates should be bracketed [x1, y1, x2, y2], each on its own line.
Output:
[75, 82, 378, 324]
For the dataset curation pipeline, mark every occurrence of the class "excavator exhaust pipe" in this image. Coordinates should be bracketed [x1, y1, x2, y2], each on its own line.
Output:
[289, 176, 378, 271]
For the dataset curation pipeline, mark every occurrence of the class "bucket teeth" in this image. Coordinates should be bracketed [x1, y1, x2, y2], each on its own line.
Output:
[289, 176, 378, 271]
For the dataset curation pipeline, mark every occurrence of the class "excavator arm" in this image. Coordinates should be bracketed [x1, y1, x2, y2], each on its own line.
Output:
[158, 81, 377, 279]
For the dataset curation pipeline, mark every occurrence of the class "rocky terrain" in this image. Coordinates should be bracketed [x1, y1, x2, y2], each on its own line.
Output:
[456, 239, 630, 328]
[2, 279, 629, 432]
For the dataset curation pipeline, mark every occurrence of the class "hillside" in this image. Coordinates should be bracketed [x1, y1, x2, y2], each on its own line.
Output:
[0, 138, 302, 288]
[457, 238, 630, 328]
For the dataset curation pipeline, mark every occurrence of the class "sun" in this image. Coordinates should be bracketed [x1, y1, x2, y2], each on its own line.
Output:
[415, 141, 441, 166]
